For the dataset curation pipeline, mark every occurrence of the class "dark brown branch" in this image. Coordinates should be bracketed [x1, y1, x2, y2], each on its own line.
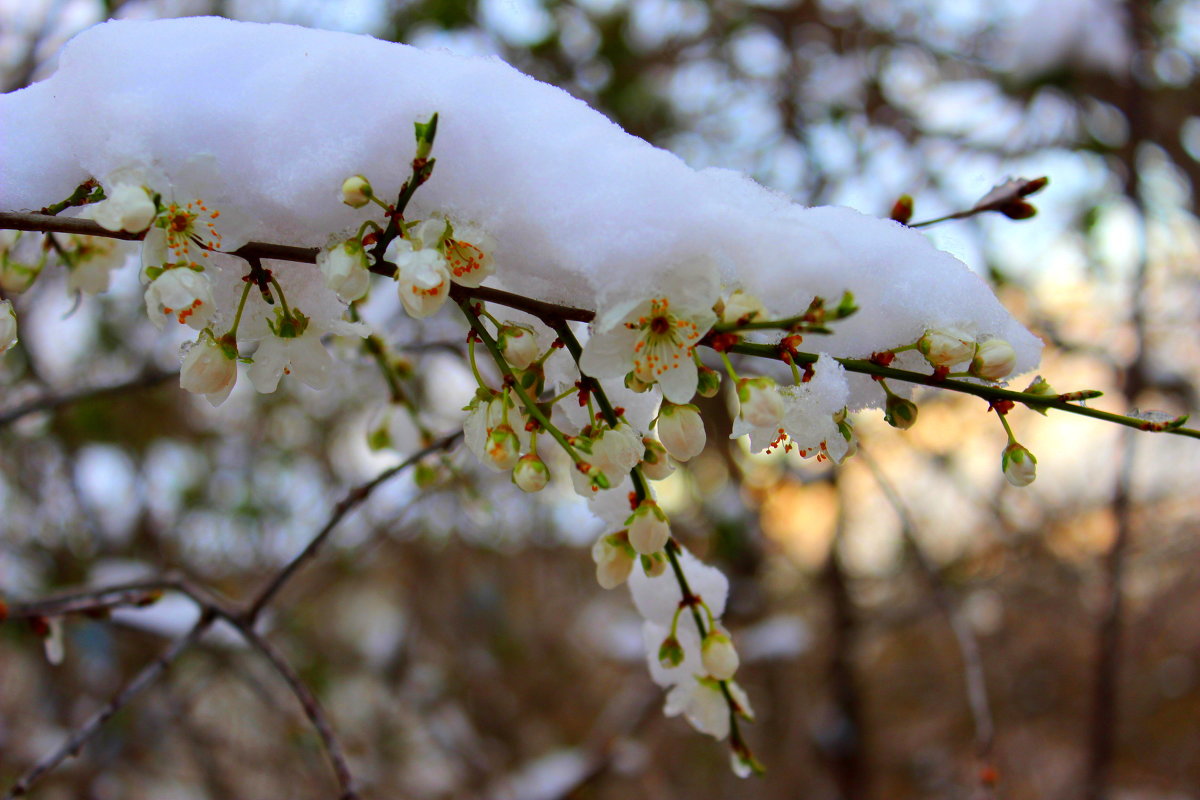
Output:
[243, 430, 461, 621]
[0, 368, 177, 428]
[3, 613, 215, 800]
[4, 585, 164, 620]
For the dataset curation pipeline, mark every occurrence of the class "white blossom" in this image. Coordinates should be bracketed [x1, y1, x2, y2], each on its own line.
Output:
[626, 499, 670, 555]
[580, 269, 718, 404]
[385, 237, 450, 319]
[318, 239, 371, 302]
[592, 531, 635, 589]
[0, 299, 17, 355]
[92, 183, 156, 234]
[247, 322, 332, 393]
[736, 377, 785, 428]
[701, 628, 739, 680]
[640, 437, 675, 481]
[656, 402, 706, 461]
[719, 289, 766, 326]
[180, 335, 237, 406]
[143, 268, 215, 330]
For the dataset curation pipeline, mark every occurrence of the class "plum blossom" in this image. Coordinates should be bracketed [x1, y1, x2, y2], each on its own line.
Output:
[0, 299, 17, 355]
[143, 268, 215, 330]
[512, 453, 549, 492]
[66, 234, 130, 295]
[731, 355, 849, 457]
[385, 234, 450, 319]
[580, 269, 718, 404]
[92, 183, 156, 234]
[626, 499, 670, 555]
[442, 223, 495, 288]
[592, 531, 636, 589]
[246, 309, 365, 394]
[180, 334, 238, 406]
[341, 175, 372, 208]
[318, 238, 371, 302]
[656, 402, 706, 461]
[665, 676, 753, 741]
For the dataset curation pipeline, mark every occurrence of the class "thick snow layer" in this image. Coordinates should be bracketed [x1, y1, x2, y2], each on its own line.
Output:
[0, 17, 1040, 387]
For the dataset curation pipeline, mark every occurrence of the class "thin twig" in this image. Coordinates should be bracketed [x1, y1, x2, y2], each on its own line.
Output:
[243, 430, 461, 621]
[3, 613, 215, 800]
[0, 368, 177, 428]
[4, 210, 1189, 441]
[3, 585, 164, 620]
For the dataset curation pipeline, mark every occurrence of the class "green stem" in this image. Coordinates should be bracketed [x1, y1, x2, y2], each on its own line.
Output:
[225, 280, 253, 340]
[723, 340, 1200, 440]
[267, 276, 292, 319]
[457, 299, 580, 462]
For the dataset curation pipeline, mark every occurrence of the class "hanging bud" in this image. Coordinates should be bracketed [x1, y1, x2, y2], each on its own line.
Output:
[656, 402, 706, 461]
[498, 325, 540, 370]
[641, 551, 667, 578]
[970, 339, 1017, 381]
[179, 335, 238, 404]
[484, 424, 521, 471]
[640, 438, 675, 481]
[626, 499, 670, 555]
[340, 175, 373, 208]
[917, 327, 976, 368]
[317, 238, 371, 301]
[701, 629, 739, 680]
[884, 393, 918, 430]
[696, 364, 721, 398]
[737, 377, 785, 428]
[0, 299, 17, 356]
[512, 453, 550, 493]
[659, 635, 685, 668]
[1001, 442, 1037, 487]
[591, 531, 635, 589]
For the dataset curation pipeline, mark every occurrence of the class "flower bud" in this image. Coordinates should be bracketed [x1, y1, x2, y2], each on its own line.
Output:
[701, 629, 739, 680]
[970, 339, 1017, 381]
[93, 184, 156, 234]
[318, 239, 371, 301]
[656, 402, 706, 461]
[696, 364, 721, 398]
[641, 551, 667, 578]
[626, 499, 670, 555]
[719, 290, 766, 326]
[484, 424, 521, 471]
[591, 531, 635, 589]
[884, 393, 918, 430]
[341, 175, 373, 208]
[0, 299, 17, 356]
[512, 453, 550, 493]
[640, 437, 675, 481]
[659, 635, 685, 668]
[1001, 442, 1037, 487]
[737, 377, 785, 428]
[180, 336, 237, 402]
[499, 325, 539, 370]
[917, 327, 975, 368]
